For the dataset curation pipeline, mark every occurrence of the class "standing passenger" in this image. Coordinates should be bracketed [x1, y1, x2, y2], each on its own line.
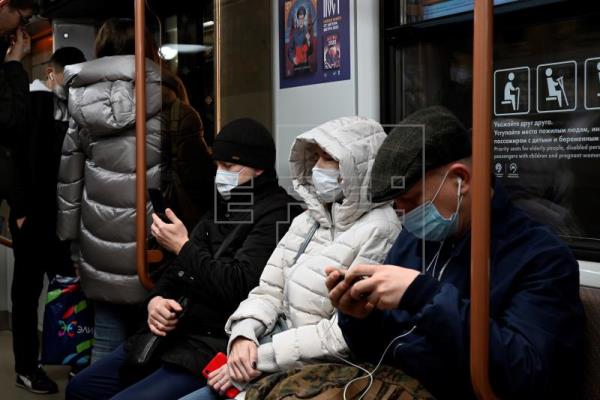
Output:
[0, 0, 31, 149]
[57, 18, 162, 362]
[0, 0, 32, 220]
[0, 0, 65, 395]
[160, 70, 214, 229]
[11, 47, 85, 395]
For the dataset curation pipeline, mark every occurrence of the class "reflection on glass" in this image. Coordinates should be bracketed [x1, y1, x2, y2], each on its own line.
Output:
[158, 4, 216, 145]
[385, 5, 600, 256]
[404, 0, 519, 24]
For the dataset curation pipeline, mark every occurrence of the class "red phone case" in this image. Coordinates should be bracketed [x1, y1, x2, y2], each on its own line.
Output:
[202, 352, 241, 398]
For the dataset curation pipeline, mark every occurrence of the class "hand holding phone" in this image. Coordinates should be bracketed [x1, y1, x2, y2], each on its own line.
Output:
[202, 352, 240, 398]
[330, 268, 367, 286]
[327, 267, 369, 299]
[148, 188, 171, 224]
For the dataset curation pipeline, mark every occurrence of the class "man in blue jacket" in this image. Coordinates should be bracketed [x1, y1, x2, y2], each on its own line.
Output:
[326, 106, 584, 399]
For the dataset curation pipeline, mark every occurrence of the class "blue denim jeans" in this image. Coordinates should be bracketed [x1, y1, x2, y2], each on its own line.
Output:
[92, 301, 140, 363]
[66, 344, 206, 400]
[179, 386, 224, 400]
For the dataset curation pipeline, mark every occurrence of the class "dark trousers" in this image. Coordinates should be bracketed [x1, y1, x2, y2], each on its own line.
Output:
[9, 214, 73, 374]
[66, 344, 206, 400]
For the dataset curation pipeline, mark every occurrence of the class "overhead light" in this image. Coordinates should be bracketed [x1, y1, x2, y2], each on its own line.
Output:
[203, 20, 215, 29]
[160, 44, 213, 56]
[159, 45, 178, 60]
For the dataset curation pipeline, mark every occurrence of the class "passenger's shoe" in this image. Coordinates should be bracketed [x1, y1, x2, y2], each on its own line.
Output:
[16, 367, 59, 394]
[69, 363, 86, 381]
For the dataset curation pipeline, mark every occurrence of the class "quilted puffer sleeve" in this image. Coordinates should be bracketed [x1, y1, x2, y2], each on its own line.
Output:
[347, 207, 402, 267]
[258, 209, 401, 372]
[227, 207, 401, 373]
[225, 213, 306, 350]
[57, 119, 85, 241]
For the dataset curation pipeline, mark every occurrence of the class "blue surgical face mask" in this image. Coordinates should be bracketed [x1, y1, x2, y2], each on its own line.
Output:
[312, 167, 343, 203]
[215, 168, 245, 199]
[402, 172, 462, 242]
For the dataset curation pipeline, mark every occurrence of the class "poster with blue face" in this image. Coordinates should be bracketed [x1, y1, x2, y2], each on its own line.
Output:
[280, 0, 351, 89]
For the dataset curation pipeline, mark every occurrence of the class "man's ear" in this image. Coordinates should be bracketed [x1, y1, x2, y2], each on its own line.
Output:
[449, 163, 471, 195]
[0, 0, 8, 8]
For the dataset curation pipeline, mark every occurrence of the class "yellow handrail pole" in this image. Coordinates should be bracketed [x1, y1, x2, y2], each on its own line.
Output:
[134, 0, 153, 290]
[470, 0, 496, 399]
[214, 0, 222, 134]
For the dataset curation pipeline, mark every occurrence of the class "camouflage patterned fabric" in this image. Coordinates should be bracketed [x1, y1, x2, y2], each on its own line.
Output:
[245, 363, 435, 400]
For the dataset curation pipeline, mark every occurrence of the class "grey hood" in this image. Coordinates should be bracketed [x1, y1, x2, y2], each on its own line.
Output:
[65, 55, 162, 136]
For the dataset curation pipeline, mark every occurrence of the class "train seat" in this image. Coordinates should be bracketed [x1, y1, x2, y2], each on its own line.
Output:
[580, 286, 600, 399]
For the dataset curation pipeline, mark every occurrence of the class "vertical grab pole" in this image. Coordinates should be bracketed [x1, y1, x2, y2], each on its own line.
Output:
[214, 0, 222, 134]
[470, 0, 496, 399]
[134, 0, 153, 290]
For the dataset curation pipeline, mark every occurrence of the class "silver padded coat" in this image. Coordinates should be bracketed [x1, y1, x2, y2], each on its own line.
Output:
[57, 55, 162, 304]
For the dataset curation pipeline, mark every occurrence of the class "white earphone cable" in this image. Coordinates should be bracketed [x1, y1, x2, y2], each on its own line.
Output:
[323, 311, 417, 400]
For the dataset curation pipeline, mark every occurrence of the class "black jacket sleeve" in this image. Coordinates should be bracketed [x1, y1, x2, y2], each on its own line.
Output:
[9, 92, 52, 219]
[152, 207, 290, 314]
[9, 130, 28, 218]
[0, 61, 29, 148]
[147, 219, 209, 302]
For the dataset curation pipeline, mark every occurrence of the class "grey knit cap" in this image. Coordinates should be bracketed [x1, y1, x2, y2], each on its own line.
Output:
[370, 106, 471, 202]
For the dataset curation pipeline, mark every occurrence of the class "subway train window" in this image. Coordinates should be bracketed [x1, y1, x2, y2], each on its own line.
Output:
[34, 0, 217, 143]
[29, 0, 274, 145]
[382, 0, 600, 260]
[152, 1, 217, 145]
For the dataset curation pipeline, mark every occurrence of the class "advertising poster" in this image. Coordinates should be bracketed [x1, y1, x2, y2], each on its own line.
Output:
[280, 0, 351, 89]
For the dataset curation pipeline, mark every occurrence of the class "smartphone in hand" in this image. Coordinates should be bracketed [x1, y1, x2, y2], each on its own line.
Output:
[330, 269, 370, 299]
[148, 188, 171, 224]
[202, 352, 241, 398]
[334, 271, 346, 286]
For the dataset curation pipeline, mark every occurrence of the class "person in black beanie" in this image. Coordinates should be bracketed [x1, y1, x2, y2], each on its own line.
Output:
[66, 118, 302, 400]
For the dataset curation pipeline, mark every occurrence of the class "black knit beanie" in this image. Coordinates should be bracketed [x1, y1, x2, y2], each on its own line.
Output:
[213, 118, 276, 171]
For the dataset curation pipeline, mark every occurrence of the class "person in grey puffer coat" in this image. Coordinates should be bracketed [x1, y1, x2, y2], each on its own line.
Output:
[57, 18, 162, 362]
[190, 116, 402, 400]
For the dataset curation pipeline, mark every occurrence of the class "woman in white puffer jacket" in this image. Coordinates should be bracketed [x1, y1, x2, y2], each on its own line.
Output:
[183, 116, 401, 400]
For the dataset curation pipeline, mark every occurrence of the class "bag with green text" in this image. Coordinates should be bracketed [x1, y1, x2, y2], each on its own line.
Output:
[40, 276, 94, 368]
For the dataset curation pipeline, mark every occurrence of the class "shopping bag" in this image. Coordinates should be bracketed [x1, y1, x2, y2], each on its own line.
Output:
[40, 275, 94, 367]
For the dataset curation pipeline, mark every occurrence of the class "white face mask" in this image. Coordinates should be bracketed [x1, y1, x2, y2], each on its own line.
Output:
[312, 167, 343, 203]
[215, 168, 244, 199]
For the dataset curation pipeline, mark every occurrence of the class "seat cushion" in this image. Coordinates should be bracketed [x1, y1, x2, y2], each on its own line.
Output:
[580, 286, 600, 400]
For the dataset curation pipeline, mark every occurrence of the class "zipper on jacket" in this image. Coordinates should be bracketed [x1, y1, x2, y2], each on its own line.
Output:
[138, 335, 160, 363]
[329, 206, 336, 241]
